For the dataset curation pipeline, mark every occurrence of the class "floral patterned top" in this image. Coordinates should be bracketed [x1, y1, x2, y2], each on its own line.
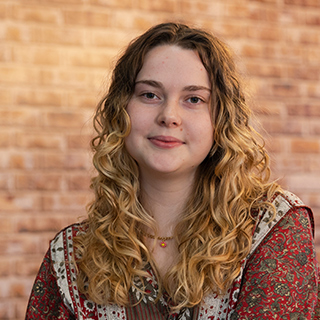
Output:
[25, 191, 320, 319]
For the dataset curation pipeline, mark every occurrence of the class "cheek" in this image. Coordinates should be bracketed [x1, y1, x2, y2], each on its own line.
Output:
[199, 126, 214, 158]
[195, 118, 214, 143]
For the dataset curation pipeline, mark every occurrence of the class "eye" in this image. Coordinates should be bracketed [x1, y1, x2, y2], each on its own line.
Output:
[187, 96, 204, 104]
[142, 92, 158, 99]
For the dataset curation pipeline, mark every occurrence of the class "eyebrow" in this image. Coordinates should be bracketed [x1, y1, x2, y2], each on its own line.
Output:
[135, 80, 211, 93]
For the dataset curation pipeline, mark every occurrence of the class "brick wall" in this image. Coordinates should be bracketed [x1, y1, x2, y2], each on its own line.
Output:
[0, 0, 319, 319]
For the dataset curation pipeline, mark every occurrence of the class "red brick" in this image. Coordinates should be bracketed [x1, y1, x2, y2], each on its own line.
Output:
[250, 0, 278, 3]
[43, 0, 80, 3]
[15, 132, 64, 149]
[66, 49, 115, 68]
[16, 215, 64, 233]
[62, 212, 87, 227]
[245, 61, 283, 78]
[181, 1, 225, 16]
[63, 9, 112, 27]
[6, 152, 40, 169]
[305, 155, 320, 171]
[298, 30, 320, 45]
[137, 0, 176, 12]
[279, 44, 305, 62]
[0, 65, 41, 84]
[15, 173, 62, 191]
[260, 118, 303, 135]
[291, 139, 320, 153]
[0, 234, 42, 255]
[0, 215, 14, 233]
[274, 155, 306, 173]
[40, 152, 91, 170]
[0, 44, 11, 62]
[287, 104, 320, 117]
[0, 88, 13, 105]
[14, 255, 43, 276]
[66, 92, 98, 109]
[307, 47, 319, 62]
[42, 193, 90, 211]
[12, 4, 61, 24]
[308, 83, 320, 98]
[0, 173, 11, 190]
[225, 3, 250, 19]
[240, 42, 277, 59]
[9, 279, 30, 298]
[0, 257, 12, 276]
[251, 100, 283, 116]
[0, 193, 42, 212]
[90, 28, 133, 48]
[0, 131, 13, 147]
[0, 109, 40, 127]
[280, 8, 306, 25]
[286, 174, 320, 192]
[12, 45, 60, 65]
[67, 174, 91, 190]
[90, 0, 134, 7]
[16, 296, 33, 320]
[218, 21, 248, 38]
[306, 13, 320, 25]
[40, 69, 105, 89]
[16, 89, 63, 107]
[247, 25, 283, 41]
[287, 65, 320, 81]
[284, 0, 320, 7]
[112, 10, 159, 30]
[264, 137, 284, 154]
[67, 133, 92, 149]
[4, 25, 25, 41]
[35, 26, 85, 46]
[0, 300, 14, 319]
[0, 3, 9, 19]
[271, 83, 301, 97]
[308, 193, 320, 208]
[44, 111, 88, 128]
[314, 125, 320, 136]
[62, 153, 91, 170]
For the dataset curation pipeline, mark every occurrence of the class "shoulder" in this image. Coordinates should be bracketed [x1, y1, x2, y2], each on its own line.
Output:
[234, 192, 319, 318]
[50, 223, 87, 262]
[251, 190, 314, 254]
[257, 190, 313, 229]
[272, 190, 310, 212]
[272, 190, 314, 232]
[48, 223, 89, 317]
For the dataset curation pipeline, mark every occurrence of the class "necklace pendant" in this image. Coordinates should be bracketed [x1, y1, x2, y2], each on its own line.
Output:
[160, 241, 167, 248]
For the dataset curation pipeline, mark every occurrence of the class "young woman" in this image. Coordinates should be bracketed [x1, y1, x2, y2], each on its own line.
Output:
[26, 22, 319, 319]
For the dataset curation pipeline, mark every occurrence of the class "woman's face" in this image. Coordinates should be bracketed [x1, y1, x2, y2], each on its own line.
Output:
[125, 45, 214, 179]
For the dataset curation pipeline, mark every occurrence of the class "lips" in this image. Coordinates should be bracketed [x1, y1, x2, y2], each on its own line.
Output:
[148, 135, 184, 149]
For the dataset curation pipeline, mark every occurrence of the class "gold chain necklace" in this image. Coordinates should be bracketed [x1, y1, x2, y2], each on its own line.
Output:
[141, 231, 174, 248]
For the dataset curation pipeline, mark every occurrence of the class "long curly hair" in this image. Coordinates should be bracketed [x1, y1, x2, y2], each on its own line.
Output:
[73, 22, 279, 311]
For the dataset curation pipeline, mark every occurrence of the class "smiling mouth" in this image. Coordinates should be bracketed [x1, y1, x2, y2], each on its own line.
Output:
[148, 136, 184, 149]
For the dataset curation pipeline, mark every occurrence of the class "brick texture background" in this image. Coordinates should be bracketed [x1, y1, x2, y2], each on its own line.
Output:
[0, 0, 319, 318]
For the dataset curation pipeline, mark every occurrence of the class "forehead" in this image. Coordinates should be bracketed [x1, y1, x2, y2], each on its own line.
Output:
[136, 45, 210, 87]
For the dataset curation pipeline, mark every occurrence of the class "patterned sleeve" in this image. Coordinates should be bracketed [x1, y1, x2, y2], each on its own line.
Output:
[25, 248, 75, 320]
[232, 207, 320, 319]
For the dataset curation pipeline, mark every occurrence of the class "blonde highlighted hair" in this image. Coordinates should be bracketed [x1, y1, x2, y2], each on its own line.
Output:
[74, 22, 279, 311]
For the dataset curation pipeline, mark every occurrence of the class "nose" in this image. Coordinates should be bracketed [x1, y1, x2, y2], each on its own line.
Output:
[156, 100, 182, 127]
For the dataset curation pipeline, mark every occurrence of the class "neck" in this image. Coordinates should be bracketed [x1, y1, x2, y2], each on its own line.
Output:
[139, 171, 195, 235]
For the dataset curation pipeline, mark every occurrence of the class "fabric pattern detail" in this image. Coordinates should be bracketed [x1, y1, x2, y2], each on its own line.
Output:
[231, 206, 319, 319]
[25, 249, 75, 319]
[25, 191, 319, 320]
[98, 303, 126, 320]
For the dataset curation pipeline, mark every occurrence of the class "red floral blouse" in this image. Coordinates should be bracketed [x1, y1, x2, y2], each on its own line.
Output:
[25, 191, 320, 319]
